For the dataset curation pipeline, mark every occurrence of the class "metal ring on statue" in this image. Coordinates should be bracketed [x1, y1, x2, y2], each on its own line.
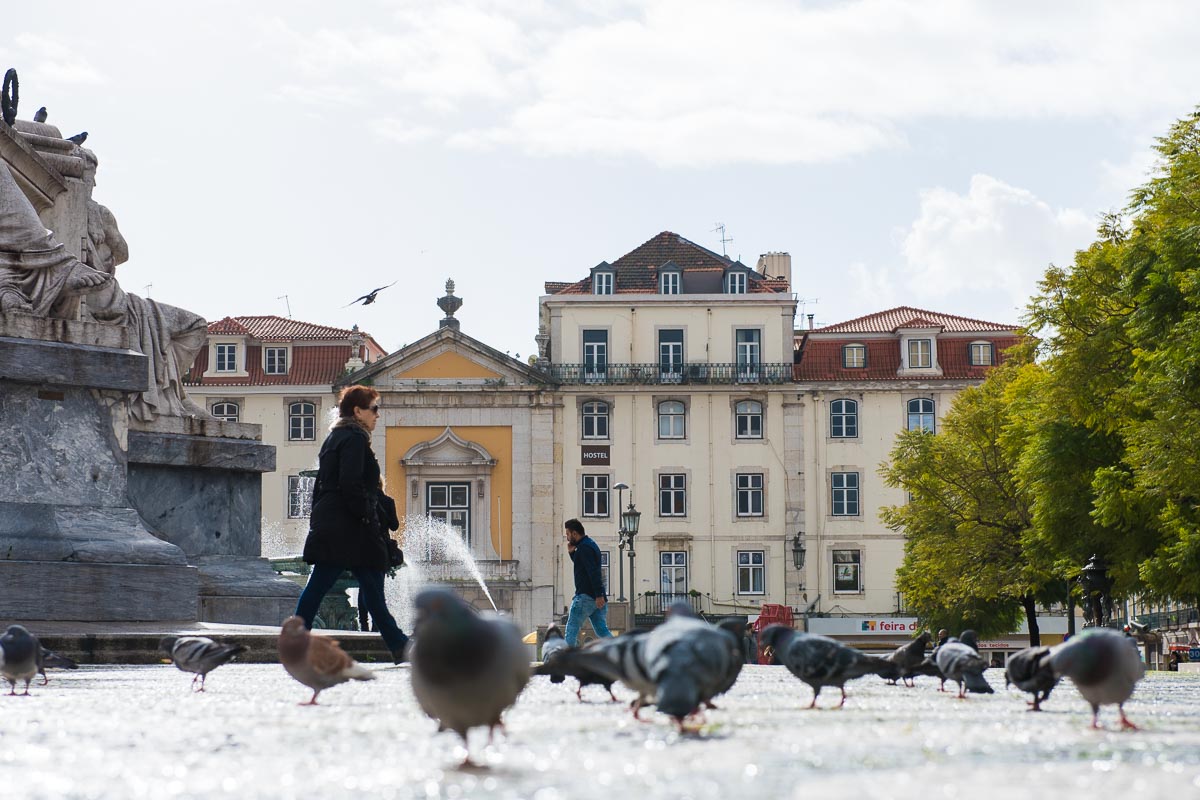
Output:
[1, 68, 18, 126]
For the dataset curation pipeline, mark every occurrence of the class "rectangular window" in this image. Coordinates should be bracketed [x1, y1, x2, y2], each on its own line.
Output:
[833, 549, 862, 593]
[970, 342, 993, 366]
[735, 400, 763, 439]
[582, 401, 609, 439]
[658, 329, 684, 381]
[842, 344, 866, 368]
[287, 401, 316, 441]
[215, 343, 237, 373]
[660, 272, 680, 294]
[736, 473, 764, 517]
[265, 347, 288, 375]
[831, 472, 860, 516]
[427, 482, 471, 548]
[737, 550, 765, 595]
[583, 330, 608, 382]
[287, 475, 315, 519]
[600, 551, 610, 593]
[726, 272, 747, 294]
[660, 551, 688, 596]
[908, 338, 932, 368]
[735, 329, 761, 381]
[582, 474, 610, 517]
[659, 473, 686, 516]
[593, 272, 613, 295]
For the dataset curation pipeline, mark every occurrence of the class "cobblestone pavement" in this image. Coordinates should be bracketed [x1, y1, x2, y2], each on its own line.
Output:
[2, 664, 1198, 799]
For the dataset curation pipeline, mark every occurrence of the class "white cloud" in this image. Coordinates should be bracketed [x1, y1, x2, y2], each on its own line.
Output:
[13, 33, 105, 87]
[260, 0, 1200, 166]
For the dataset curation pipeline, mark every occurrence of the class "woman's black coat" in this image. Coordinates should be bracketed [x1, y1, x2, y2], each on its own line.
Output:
[302, 421, 389, 572]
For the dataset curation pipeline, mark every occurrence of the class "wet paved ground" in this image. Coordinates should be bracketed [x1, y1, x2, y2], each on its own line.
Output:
[3, 664, 1199, 799]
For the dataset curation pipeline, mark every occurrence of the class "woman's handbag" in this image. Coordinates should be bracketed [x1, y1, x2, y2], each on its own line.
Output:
[386, 537, 405, 569]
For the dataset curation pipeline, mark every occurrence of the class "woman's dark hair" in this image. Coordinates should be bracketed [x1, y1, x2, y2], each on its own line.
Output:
[337, 385, 380, 418]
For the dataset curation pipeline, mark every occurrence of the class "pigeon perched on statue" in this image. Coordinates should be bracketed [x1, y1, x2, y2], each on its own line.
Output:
[1048, 627, 1144, 730]
[409, 588, 530, 764]
[159, 636, 249, 692]
[277, 616, 375, 705]
[884, 631, 932, 686]
[934, 630, 994, 698]
[0, 625, 41, 696]
[761, 624, 898, 709]
[1004, 645, 1058, 711]
[36, 646, 79, 685]
[33, 106, 47, 122]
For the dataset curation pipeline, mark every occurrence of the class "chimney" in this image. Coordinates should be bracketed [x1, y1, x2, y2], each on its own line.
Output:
[755, 252, 792, 289]
[807, 314, 814, 330]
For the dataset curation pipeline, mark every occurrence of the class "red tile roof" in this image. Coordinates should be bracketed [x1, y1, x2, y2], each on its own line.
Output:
[548, 231, 789, 295]
[793, 336, 1025, 381]
[208, 317, 252, 336]
[185, 344, 358, 387]
[813, 306, 1016, 334]
[207, 315, 370, 342]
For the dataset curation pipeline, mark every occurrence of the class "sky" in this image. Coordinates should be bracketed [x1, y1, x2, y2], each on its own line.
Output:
[6, 1, 1200, 356]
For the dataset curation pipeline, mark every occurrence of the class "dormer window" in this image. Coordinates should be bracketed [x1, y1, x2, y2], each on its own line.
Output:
[726, 272, 747, 294]
[842, 344, 866, 368]
[907, 338, 932, 368]
[215, 343, 238, 372]
[593, 272, 614, 295]
[660, 271, 680, 294]
[969, 341, 994, 366]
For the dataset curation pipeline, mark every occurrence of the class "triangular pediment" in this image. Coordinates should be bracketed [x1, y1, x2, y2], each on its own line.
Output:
[339, 326, 548, 389]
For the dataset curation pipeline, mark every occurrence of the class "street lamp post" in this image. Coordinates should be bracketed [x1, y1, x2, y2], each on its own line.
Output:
[620, 499, 641, 615]
[614, 482, 629, 602]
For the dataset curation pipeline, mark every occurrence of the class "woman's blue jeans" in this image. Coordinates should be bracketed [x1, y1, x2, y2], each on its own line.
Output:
[295, 563, 408, 653]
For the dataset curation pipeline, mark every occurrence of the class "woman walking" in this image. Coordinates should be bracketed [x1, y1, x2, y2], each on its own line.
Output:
[295, 385, 409, 663]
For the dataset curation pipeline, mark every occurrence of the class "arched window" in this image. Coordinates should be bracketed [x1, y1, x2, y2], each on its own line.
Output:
[658, 400, 686, 439]
[582, 401, 609, 439]
[288, 401, 316, 441]
[211, 401, 240, 423]
[735, 400, 763, 439]
[830, 399, 858, 438]
[907, 398, 935, 432]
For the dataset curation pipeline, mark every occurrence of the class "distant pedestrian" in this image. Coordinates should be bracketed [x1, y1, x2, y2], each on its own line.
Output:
[936, 629, 950, 648]
[563, 519, 613, 647]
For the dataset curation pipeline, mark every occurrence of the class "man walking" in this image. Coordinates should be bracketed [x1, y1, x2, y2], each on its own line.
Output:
[563, 518, 613, 646]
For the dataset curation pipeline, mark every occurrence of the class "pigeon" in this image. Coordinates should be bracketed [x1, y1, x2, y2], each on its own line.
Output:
[761, 624, 898, 709]
[345, 281, 397, 307]
[884, 631, 932, 686]
[536, 625, 569, 684]
[409, 588, 530, 763]
[535, 632, 625, 702]
[159, 636, 248, 692]
[1004, 645, 1057, 711]
[1048, 627, 1145, 730]
[33, 106, 47, 122]
[36, 646, 79, 685]
[278, 616, 375, 705]
[66, 131, 87, 145]
[0, 625, 41, 696]
[935, 630, 994, 698]
[707, 618, 748, 708]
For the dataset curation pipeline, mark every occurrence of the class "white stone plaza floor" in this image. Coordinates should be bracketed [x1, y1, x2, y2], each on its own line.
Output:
[3, 663, 1199, 799]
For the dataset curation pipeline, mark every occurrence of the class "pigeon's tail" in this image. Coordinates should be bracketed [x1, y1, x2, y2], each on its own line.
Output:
[963, 669, 994, 694]
[861, 654, 901, 682]
[549, 674, 566, 684]
[554, 646, 625, 684]
[41, 652, 79, 670]
[342, 662, 376, 681]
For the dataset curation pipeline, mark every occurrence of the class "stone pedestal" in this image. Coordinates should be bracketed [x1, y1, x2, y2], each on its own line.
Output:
[0, 316, 198, 621]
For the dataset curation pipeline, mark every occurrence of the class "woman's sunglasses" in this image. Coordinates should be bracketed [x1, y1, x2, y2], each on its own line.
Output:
[366, 404, 381, 413]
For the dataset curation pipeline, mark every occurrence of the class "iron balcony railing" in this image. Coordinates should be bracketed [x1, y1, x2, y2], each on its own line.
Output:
[639, 591, 709, 616]
[544, 362, 793, 386]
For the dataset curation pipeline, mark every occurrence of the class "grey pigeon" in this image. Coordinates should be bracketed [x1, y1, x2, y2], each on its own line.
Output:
[535, 631, 625, 702]
[409, 588, 530, 764]
[708, 618, 747, 708]
[1004, 645, 1057, 711]
[33, 106, 47, 122]
[159, 636, 248, 692]
[1, 625, 41, 696]
[37, 646, 79, 685]
[884, 631, 932, 686]
[935, 631, 994, 698]
[539, 625, 568, 680]
[278, 616, 375, 705]
[761, 624, 897, 709]
[1049, 628, 1144, 730]
[66, 131, 87, 145]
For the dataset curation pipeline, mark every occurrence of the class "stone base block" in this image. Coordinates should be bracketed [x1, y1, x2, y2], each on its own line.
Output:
[0, 560, 198, 621]
[194, 555, 302, 626]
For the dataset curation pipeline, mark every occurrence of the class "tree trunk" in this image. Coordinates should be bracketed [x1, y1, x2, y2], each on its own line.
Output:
[1066, 593, 1076, 638]
[1023, 593, 1041, 646]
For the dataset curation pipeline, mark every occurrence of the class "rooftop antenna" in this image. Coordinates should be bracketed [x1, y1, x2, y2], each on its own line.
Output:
[142, 283, 152, 298]
[712, 223, 733, 257]
[797, 297, 819, 317]
[277, 294, 292, 318]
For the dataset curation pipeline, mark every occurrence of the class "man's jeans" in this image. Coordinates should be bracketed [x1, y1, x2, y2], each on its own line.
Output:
[564, 593, 613, 646]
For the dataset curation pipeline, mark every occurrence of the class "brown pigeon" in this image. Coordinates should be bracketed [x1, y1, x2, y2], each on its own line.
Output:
[278, 616, 375, 705]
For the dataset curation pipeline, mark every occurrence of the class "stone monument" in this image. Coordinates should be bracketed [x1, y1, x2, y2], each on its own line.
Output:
[0, 69, 298, 624]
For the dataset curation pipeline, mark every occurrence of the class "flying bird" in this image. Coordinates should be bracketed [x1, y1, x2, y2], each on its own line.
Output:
[33, 106, 47, 122]
[761, 624, 898, 709]
[159, 636, 248, 692]
[1004, 644, 1057, 711]
[37, 646, 78, 685]
[1049, 627, 1144, 730]
[278, 616, 375, 705]
[1, 625, 41, 696]
[935, 631, 994, 698]
[66, 131, 87, 145]
[409, 588, 530, 764]
[345, 281, 397, 307]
